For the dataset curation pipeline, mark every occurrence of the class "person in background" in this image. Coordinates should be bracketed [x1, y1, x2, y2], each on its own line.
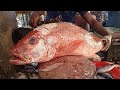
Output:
[95, 11, 108, 27]
[106, 11, 120, 28]
[29, 11, 112, 51]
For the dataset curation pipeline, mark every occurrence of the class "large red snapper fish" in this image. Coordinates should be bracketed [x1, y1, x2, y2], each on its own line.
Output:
[10, 22, 104, 65]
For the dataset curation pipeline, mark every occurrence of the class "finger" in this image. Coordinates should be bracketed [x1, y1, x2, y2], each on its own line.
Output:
[101, 43, 110, 51]
[101, 41, 109, 51]
[101, 39, 108, 47]
[101, 38, 108, 44]
[101, 39, 109, 51]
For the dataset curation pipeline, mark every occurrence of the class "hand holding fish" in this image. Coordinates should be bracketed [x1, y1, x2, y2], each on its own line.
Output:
[101, 35, 112, 51]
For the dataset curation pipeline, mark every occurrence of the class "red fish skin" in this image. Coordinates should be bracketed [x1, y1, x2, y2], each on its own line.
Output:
[52, 23, 103, 58]
[10, 22, 104, 65]
[110, 68, 120, 79]
[93, 61, 110, 67]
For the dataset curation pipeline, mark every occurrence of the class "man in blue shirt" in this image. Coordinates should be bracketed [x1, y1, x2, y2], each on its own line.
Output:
[46, 11, 76, 22]
[29, 11, 112, 51]
[106, 11, 120, 28]
[45, 11, 88, 23]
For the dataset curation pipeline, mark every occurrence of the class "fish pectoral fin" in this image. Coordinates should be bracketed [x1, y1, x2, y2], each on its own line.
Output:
[57, 40, 84, 54]
[88, 54, 101, 61]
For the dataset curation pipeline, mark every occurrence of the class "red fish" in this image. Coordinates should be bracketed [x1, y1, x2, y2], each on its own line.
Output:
[93, 61, 120, 79]
[10, 22, 104, 65]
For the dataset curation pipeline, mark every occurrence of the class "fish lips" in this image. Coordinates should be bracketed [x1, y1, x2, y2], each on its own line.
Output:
[10, 51, 30, 65]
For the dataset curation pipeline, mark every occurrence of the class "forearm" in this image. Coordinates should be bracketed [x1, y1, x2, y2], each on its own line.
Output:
[32, 11, 45, 16]
[81, 12, 111, 36]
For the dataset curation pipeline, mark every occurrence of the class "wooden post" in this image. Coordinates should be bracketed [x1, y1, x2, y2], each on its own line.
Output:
[0, 11, 17, 79]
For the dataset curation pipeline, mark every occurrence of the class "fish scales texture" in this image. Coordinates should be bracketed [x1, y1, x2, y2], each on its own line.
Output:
[39, 55, 96, 79]
[10, 22, 103, 65]
[40, 22, 103, 58]
[45, 23, 102, 57]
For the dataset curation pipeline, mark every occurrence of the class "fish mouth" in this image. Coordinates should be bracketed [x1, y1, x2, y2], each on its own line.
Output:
[10, 51, 29, 63]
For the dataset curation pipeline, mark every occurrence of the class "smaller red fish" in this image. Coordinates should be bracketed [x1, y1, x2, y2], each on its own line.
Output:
[96, 64, 116, 73]
[93, 61, 120, 79]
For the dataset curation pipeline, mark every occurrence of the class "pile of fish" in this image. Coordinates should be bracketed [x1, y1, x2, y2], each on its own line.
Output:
[94, 64, 115, 79]
[9, 22, 120, 79]
[93, 61, 120, 79]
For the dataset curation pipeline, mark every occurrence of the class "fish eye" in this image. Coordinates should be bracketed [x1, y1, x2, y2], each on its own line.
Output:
[29, 37, 37, 45]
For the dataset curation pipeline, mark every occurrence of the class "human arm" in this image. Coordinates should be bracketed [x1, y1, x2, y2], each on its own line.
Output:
[78, 11, 112, 51]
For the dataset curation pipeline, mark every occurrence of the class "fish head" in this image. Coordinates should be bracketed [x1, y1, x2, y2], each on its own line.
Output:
[10, 29, 47, 65]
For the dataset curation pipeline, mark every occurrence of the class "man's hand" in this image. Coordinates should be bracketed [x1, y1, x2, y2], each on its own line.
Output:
[29, 12, 40, 28]
[101, 35, 112, 51]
